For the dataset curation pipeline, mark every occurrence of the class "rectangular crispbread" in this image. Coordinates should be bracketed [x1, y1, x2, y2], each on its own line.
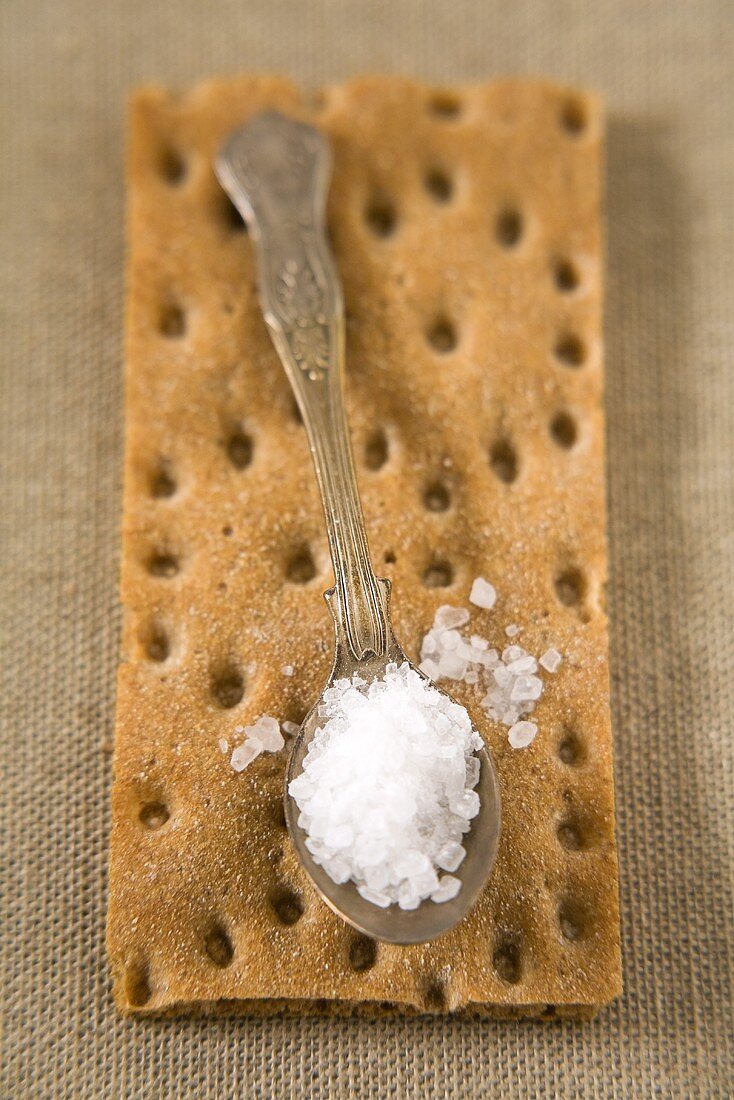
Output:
[108, 75, 621, 1017]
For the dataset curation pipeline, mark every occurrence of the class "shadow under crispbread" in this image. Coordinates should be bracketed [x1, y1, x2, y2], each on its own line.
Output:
[108, 74, 621, 1018]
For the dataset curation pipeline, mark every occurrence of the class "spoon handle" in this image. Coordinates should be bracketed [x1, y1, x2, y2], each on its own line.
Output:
[216, 112, 389, 661]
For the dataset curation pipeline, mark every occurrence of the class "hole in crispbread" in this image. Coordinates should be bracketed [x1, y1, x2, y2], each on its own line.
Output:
[271, 798, 287, 830]
[541, 1004, 557, 1018]
[426, 316, 458, 353]
[558, 898, 587, 941]
[495, 207, 523, 248]
[558, 728, 585, 765]
[554, 258, 580, 292]
[423, 481, 451, 512]
[365, 198, 397, 238]
[150, 461, 176, 498]
[557, 817, 585, 850]
[160, 147, 186, 185]
[222, 525, 233, 537]
[555, 567, 586, 607]
[550, 411, 578, 449]
[270, 887, 304, 926]
[125, 961, 152, 1007]
[424, 167, 453, 203]
[423, 560, 454, 588]
[204, 923, 234, 968]
[226, 428, 253, 470]
[142, 621, 170, 663]
[139, 802, 169, 830]
[423, 981, 447, 1011]
[384, 549, 396, 565]
[159, 301, 186, 339]
[286, 545, 317, 584]
[429, 90, 462, 118]
[489, 438, 518, 483]
[222, 195, 247, 233]
[349, 935, 377, 973]
[561, 97, 587, 135]
[554, 332, 586, 368]
[492, 935, 522, 984]
[364, 428, 388, 470]
[146, 550, 179, 578]
[211, 666, 245, 708]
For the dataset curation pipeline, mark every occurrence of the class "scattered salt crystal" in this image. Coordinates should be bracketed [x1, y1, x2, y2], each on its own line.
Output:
[288, 663, 480, 908]
[218, 738, 228, 754]
[506, 655, 537, 675]
[231, 738, 264, 771]
[505, 624, 521, 637]
[435, 605, 470, 630]
[281, 664, 294, 677]
[502, 645, 525, 663]
[469, 577, 497, 610]
[441, 629, 462, 651]
[508, 721, 538, 749]
[422, 633, 438, 656]
[470, 635, 489, 651]
[419, 658, 440, 680]
[233, 725, 245, 733]
[281, 720, 301, 737]
[431, 875, 462, 903]
[437, 652, 468, 680]
[465, 671, 478, 685]
[510, 674, 543, 703]
[539, 648, 562, 673]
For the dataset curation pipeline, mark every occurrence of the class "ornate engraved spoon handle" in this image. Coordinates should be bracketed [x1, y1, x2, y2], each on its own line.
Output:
[216, 112, 389, 661]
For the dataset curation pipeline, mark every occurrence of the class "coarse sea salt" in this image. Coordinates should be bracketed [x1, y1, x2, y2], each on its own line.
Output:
[288, 662, 482, 909]
[229, 713, 284, 771]
[418, 587, 563, 751]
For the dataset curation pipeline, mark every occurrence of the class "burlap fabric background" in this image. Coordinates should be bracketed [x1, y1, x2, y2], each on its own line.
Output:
[2, 2, 732, 1097]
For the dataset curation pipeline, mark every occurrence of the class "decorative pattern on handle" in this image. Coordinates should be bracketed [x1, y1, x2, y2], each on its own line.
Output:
[216, 112, 390, 662]
[217, 112, 339, 383]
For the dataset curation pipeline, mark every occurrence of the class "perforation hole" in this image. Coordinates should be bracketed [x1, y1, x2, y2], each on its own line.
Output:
[424, 167, 453, 203]
[383, 549, 396, 565]
[349, 935, 377, 973]
[558, 729, 585, 766]
[426, 316, 458, 353]
[557, 817, 585, 850]
[558, 899, 587, 941]
[286, 545, 317, 584]
[364, 428, 388, 470]
[553, 332, 586, 368]
[555, 567, 586, 607]
[146, 551, 179, 578]
[495, 207, 523, 248]
[160, 147, 186, 185]
[489, 438, 518, 484]
[159, 301, 186, 339]
[423, 560, 454, 588]
[125, 962, 152, 1007]
[365, 198, 397, 238]
[204, 923, 234, 968]
[492, 936, 522, 983]
[429, 90, 462, 118]
[550, 411, 578, 449]
[139, 802, 169, 830]
[554, 259, 580, 292]
[226, 428, 253, 470]
[223, 196, 247, 233]
[211, 666, 245, 709]
[423, 981, 447, 1011]
[150, 462, 176, 498]
[561, 98, 588, 135]
[423, 481, 451, 512]
[143, 622, 169, 663]
[270, 888, 304, 926]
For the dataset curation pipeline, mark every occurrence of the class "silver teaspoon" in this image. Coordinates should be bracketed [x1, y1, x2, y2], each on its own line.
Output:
[216, 112, 501, 944]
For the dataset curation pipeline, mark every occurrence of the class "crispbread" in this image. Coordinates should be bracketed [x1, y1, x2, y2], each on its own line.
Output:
[108, 75, 621, 1017]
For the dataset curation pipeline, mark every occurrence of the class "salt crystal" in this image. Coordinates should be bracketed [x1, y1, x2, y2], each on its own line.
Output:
[218, 738, 228, 754]
[419, 658, 440, 680]
[506, 655, 537, 674]
[436, 841, 466, 872]
[246, 715, 285, 752]
[230, 738, 263, 771]
[422, 633, 438, 656]
[357, 884, 392, 908]
[441, 629, 462, 651]
[510, 674, 543, 703]
[505, 624, 521, 637]
[470, 635, 489, 650]
[281, 720, 301, 737]
[469, 577, 497, 610]
[508, 721, 538, 749]
[435, 605, 470, 630]
[281, 664, 294, 676]
[502, 645, 525, 663]
[465, 671, 478, 685]
[539, 648, 562, 673]
[437, 652, 468, 680]
[432, 874, 462, 903]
